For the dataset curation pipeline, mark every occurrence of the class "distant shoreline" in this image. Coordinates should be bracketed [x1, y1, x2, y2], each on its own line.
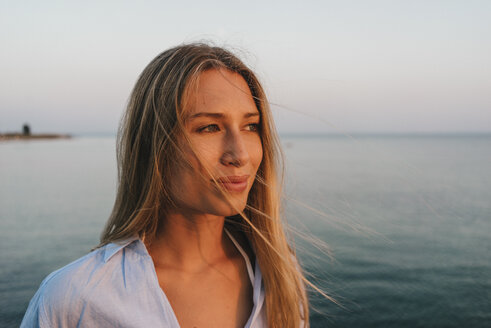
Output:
[0, 133, 72, 141]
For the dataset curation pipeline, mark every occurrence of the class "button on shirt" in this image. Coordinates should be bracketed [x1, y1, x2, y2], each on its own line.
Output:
[21, 229, 267, 327]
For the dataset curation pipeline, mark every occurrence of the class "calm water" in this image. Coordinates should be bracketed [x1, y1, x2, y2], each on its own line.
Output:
[1, 135, 490, 327]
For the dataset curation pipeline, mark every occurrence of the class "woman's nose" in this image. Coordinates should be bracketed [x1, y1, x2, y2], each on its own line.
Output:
[220, 131, 249, 167]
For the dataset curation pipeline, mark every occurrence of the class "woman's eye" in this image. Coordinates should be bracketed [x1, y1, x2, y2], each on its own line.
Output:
[246, 123, 260, 132]
[198, 124, 220, 133]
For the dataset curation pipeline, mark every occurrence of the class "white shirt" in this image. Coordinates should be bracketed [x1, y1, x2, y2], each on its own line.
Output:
[20, 228, 267, 327]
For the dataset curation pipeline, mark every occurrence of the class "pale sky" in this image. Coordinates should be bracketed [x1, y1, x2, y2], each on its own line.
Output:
[1, 0, 490, 134]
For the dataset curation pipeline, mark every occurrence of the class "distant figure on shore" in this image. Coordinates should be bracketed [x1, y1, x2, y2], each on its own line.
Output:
[23, 124, 31, 136]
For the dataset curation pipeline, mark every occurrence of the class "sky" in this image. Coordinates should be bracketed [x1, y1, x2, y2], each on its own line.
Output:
[1, 0, 490, 135]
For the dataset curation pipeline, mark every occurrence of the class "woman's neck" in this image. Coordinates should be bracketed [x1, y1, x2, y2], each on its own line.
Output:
[146, 211, 235, 272]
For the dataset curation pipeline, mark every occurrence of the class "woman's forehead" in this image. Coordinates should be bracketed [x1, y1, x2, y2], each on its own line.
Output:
[182, 69, 259, 119]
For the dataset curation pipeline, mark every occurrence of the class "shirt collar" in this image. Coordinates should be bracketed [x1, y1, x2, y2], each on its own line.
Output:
[103, 236, 139, 263]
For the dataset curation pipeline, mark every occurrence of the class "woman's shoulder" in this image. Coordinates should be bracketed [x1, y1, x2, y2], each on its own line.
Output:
[21, 237, 147, 328]
[39, 237, 141, 294]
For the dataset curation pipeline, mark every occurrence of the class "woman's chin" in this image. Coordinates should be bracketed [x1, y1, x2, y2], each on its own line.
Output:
[210, 198, 247, 217]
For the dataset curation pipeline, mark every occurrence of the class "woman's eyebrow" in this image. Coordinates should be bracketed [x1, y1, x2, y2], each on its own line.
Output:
[244, 112, 260, 119]
[186, 112, 259, 121]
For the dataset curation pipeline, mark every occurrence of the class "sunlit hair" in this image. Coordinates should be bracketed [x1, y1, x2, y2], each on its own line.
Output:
[100, 43, 310, 327]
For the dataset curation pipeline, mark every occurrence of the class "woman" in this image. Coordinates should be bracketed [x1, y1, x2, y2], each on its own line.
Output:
[21, 43, 309, 327]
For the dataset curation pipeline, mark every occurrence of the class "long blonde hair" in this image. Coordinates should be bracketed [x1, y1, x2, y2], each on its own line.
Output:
[100, 43, 310, 327]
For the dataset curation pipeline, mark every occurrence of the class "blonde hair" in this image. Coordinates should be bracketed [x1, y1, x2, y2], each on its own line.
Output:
[100, 43, 310, 327]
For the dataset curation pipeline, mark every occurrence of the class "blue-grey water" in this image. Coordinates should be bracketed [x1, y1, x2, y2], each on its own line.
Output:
[1, 135, 490, 327]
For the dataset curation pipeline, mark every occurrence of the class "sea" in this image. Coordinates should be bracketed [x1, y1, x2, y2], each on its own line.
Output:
[0, 134, 490, 327]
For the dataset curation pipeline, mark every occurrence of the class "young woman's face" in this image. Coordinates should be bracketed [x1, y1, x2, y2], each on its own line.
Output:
[169, 68, 263, 217]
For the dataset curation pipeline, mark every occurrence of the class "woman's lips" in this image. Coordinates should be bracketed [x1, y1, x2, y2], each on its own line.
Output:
[216, 175, 249, 192]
